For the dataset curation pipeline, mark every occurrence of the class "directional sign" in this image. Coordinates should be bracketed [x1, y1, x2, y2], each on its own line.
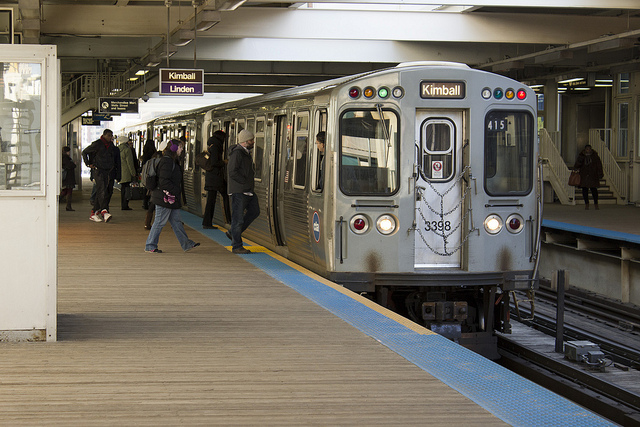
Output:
[159, 68, 204, 96]
[99, 97, 139, 114]
[81, 117, 101, 126]
[92, 113, 113, 121]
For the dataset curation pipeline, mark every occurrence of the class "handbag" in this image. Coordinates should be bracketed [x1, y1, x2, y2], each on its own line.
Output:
[568, 170, 581, 187]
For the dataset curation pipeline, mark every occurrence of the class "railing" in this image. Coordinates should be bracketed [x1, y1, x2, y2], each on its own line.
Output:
[589, 129, 627, 201]
[539, 128, 574, 205]
[61, 72, 144, 113]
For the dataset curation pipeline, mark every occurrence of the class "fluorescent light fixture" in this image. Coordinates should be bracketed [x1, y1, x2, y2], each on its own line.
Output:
[595, 79, 613, 83]
[195, 10, 221, 31]
[557, 77, 584, 84]
[135, 69, 148, 76]
[128, 77, 139, 81]
[171, 29, 194, 47]
[217, 0, 245, 11]
[572, 87, 591, 91]
[529, 84, 544, 89]
[594, 84, 612, 87]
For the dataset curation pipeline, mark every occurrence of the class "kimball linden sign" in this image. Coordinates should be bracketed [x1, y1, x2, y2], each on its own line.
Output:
[160, 68, 204, 96]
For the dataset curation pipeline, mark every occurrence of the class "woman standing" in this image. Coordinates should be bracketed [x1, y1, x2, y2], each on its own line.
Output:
[574, 144, 604, 210]
[144, 139, 200, 253]
[61, 146, 77, 211]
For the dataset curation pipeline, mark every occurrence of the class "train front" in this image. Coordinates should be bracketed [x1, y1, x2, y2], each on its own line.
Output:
[328, 62, 539, 357]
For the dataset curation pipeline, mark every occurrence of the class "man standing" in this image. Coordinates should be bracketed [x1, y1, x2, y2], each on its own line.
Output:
[202, 130, 231, 229]
[118, 135, 136, 210]
[82, 128, 117, 222]
[226, 129, 260, 254]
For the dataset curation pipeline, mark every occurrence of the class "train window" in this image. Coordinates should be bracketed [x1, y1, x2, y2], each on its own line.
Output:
[254, 117, 265, 181]
[339, 109, 400, 195]
[311, 109, 328, 192]
[484, 110, 534, 196]
[420, 119, 455, 182]
[293, 111, 310, 189]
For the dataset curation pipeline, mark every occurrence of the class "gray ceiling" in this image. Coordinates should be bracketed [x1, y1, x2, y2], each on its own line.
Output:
[7, 0, 640, 93]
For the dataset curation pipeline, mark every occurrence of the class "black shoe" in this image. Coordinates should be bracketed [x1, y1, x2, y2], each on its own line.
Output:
[232, 247, 251, 254]
[225, 231, 232, 240]
[203, 225, 218, 229]
[185, 242, 200, 252]
[145, 248, 162, 253]
[66, 206, 75, 211]
[142, 204, 149, 210]
[122, 207, 132, 210]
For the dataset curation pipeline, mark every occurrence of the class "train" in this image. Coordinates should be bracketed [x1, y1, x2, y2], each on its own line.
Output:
[122, 62, 542, 358]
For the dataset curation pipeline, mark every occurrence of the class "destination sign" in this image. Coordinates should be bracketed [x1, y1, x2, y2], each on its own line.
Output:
[160, 68, 204, 96]
[420, 81, 465, 99]
[99, 97, 139, 114]
[81, 117, 101, 126]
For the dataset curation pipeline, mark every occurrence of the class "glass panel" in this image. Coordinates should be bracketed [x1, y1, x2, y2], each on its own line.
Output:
[618, 102, 628, 157]
[294, 135, 308, 187]
[0, 62, 42, 191]
[254, 117, 265, 181]
[421, 120, 454, 181]
[339, 109, 399, 195]
[619, 73, 630, 94]
[484, 110, 533, 196]
[312, 110, 327, 192]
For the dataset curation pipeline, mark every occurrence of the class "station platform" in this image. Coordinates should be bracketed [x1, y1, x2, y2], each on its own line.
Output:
[0, 198, 614, 425]
[542, 202, 640, 245]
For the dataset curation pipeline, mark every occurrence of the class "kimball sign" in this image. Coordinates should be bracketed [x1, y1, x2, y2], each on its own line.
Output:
[160, 68, 204, 96]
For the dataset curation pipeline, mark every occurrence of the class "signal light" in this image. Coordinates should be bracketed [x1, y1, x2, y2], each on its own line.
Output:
[481, 88, 492, 99]
[505, 89, 515, 100]
[392, 86, 404, 99]
[506, 214, 524, 234]
[378, 87, 389, 99]
[363, 87, 375, 98]
[493, 88, 503, 99]
[350, 214, 370, 234]
[349, 87, 360, 98]
[517, 89, 527, 100]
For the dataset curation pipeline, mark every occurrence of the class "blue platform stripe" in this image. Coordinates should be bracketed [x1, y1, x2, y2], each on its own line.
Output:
[183, 212, 614, 427]
[542, 219, 640, 245]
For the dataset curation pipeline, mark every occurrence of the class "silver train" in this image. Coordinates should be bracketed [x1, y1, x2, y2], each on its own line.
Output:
[124, 62, 541, 357]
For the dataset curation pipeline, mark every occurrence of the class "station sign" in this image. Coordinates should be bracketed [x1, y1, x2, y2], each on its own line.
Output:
[81, 117, 101, 126]
[160, 68, 204, 96]
[92, 112, 113, 121]
[99, 97, 139, 114]
[420, 81, 465, 99]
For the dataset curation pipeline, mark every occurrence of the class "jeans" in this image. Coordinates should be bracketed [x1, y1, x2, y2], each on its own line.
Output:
[230, 193, 260, 250]
[145, 205, 196, 251]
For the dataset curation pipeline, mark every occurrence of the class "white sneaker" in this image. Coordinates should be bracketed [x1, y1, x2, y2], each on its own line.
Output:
[90, 213, 103, 222]
[101, 209, 112, 222]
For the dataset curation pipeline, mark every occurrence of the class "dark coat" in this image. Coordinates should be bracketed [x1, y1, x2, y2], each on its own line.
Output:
[150, 155, 182, 209]
[82, 136, 117, 172]
[61, 152, 76, 188]
[574, 149, 604, 189]
[204, 134, 227, 192]
[227, 143, 255, 194]
[141, 140, 156, 165]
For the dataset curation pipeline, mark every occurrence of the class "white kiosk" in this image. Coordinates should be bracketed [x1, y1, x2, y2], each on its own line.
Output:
[0, 45, 59, 341]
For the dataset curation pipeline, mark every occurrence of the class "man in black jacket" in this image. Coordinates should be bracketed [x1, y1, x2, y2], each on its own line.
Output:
[202, 130, 231, 229]
[82, 129, 117, 222]
[227, 129, 260, 254]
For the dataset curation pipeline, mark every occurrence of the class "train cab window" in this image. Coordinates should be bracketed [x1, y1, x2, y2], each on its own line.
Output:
[420, 119, 455, 182]
[293, 112, 310, 189]
[254, 117, 265, 181]
[339, 109, 400, 195]
[311, 110, 328, 192]
[484, 110, 534, 196]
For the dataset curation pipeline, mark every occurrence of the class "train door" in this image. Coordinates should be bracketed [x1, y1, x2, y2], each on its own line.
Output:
[268, 115, 287, 246]
[414, 110, 464, 268]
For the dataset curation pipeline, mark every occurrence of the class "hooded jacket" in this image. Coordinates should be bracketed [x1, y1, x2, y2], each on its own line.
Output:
[227, 143, 255, 194]
[574, 148, 604, 189]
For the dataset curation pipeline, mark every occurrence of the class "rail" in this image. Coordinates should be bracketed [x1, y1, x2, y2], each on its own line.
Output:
[61, 72, 144, 114]
[589, 129, 627, 202]
[539, 128, 575, 205]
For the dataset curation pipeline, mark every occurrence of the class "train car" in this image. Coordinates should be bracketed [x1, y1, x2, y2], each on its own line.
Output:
[133, 62, 541, 357]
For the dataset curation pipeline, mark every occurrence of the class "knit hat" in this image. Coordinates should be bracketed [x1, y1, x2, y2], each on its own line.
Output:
[238, 129, 254, 144]
[119, 135, 131, 144]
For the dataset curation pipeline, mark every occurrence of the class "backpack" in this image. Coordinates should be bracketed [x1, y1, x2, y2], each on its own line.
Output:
[141, 157, 160, 190]
[195, 151, 213, 171]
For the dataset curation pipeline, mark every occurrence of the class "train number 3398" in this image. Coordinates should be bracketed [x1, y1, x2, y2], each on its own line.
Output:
[425, 220, 452, 232]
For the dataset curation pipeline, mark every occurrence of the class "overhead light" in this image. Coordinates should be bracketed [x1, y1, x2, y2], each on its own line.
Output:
[217, 0, 245, 11]
[171, 29, 194, 47]
[534, 50, 573, 64]
[146, 58, 161, 68]
[528, 84, 543, 89]
[135, 69, 148, 76]
[557, 77, 584, 84]
[588, 38, 635, 54]
[128, 77, 139, 81]
[195, 10, 221, 31]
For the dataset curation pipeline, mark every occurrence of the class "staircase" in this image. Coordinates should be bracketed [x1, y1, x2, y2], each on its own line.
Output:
[539, 128, 625, 206]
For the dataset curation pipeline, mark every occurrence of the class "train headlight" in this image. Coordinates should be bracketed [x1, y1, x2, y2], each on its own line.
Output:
[506, 214, 524, 234]
[484, 214, 503, 235]
[376, 214, 397, 235]
[350, 214, 370, 234]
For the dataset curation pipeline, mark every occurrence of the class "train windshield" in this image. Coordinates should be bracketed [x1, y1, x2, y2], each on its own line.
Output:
[339, 109, 400, 195]
[484, 110, 534, 196]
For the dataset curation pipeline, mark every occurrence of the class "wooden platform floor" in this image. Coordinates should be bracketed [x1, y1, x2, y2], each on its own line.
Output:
[0, 200, 506, 425]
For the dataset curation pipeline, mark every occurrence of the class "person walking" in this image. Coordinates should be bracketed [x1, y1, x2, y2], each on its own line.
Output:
[227, 129, 260, 254]
[82, 128, 117, 222]
[141, 138, 156, 210]
[574, 144, 604, 210]
[202, 130, 231, 229]
[144, 139, 200, 253]
[118, 135, 136, 210]
[60, 146, 77, 211]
